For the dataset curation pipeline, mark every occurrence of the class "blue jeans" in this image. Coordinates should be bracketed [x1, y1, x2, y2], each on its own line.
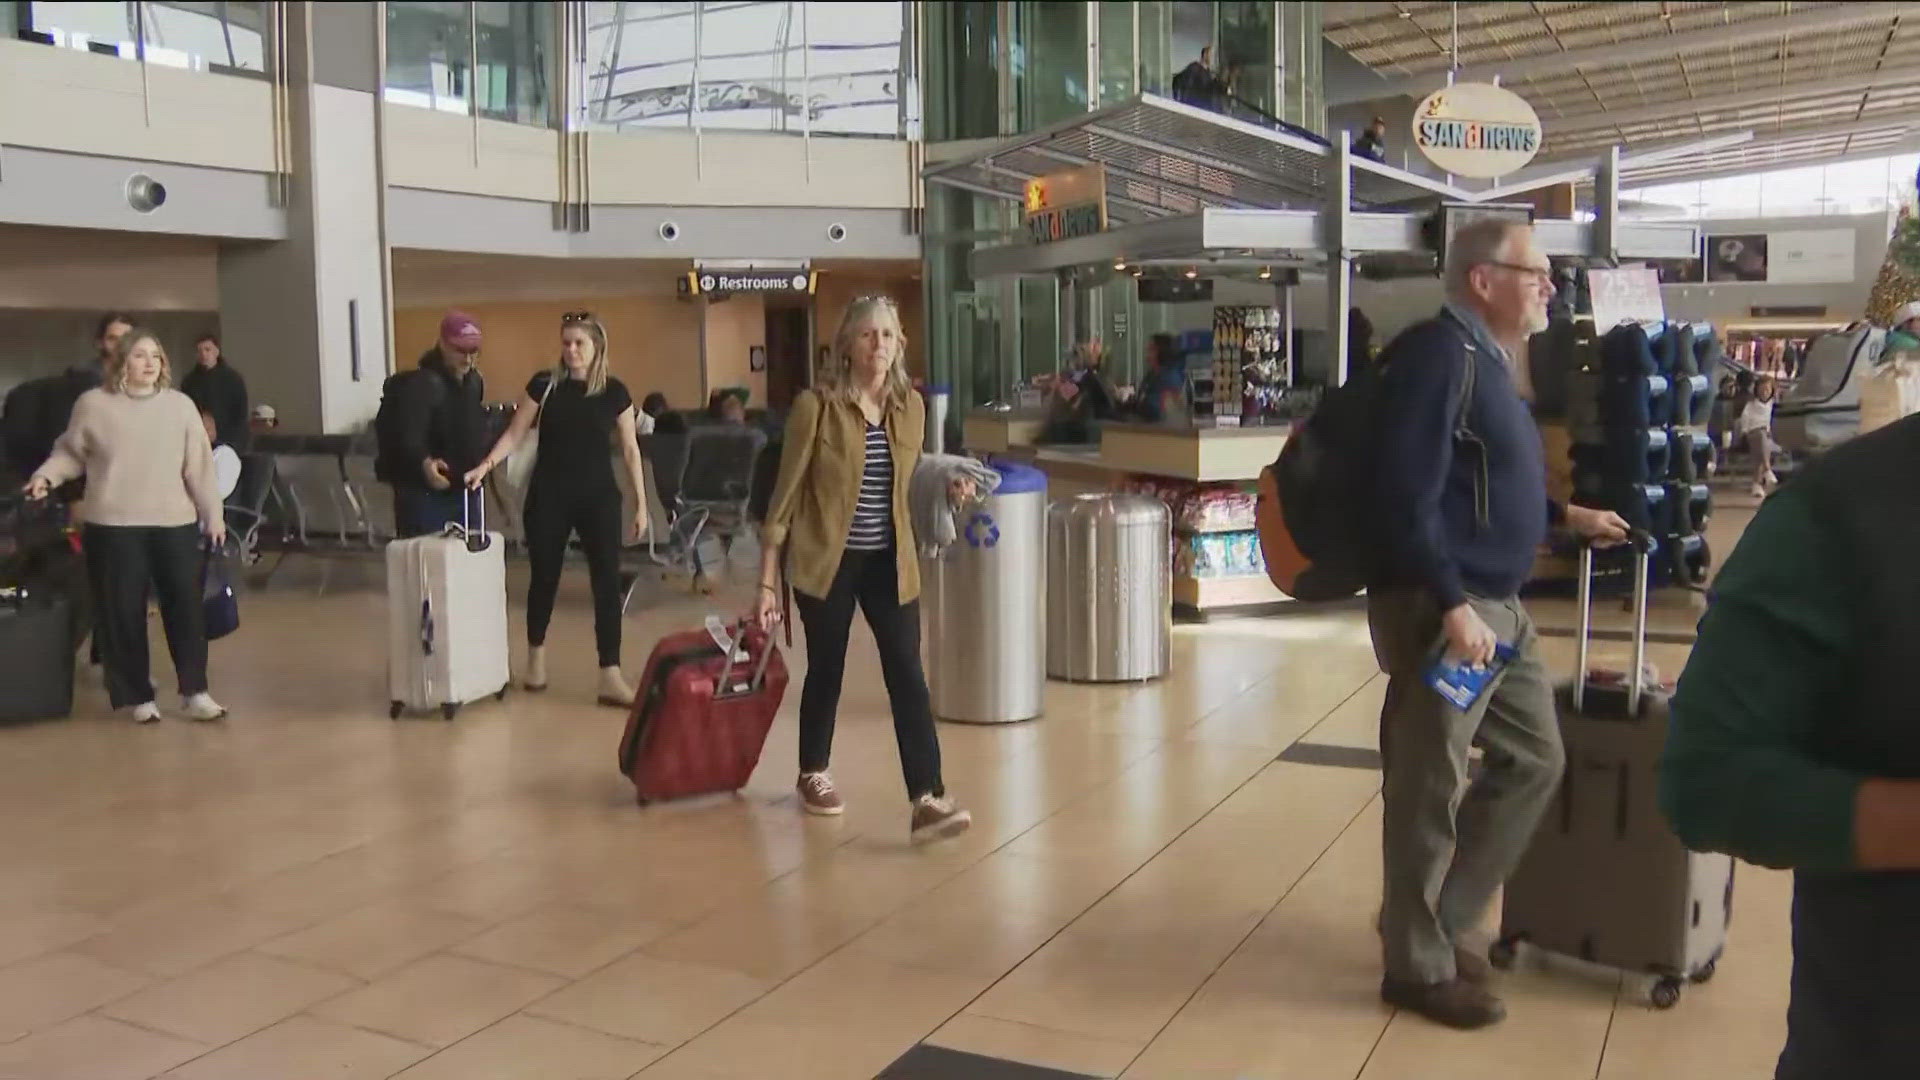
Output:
[392, 484, 481, 540]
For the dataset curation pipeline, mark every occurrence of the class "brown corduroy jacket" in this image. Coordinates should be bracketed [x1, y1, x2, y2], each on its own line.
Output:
[762, 388, 925, 601]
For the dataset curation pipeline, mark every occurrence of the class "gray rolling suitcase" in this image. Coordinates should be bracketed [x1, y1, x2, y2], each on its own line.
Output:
[1490, 537, 1733, 1009]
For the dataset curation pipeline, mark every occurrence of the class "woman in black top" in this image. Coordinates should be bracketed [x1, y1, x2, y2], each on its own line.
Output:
[466, 312, 648, 706]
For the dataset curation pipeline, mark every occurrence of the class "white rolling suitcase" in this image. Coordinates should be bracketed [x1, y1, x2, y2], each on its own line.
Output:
[385, 493, 510, 719]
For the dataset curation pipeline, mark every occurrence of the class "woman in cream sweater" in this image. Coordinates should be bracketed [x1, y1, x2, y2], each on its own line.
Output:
[25, 328, 228, 723]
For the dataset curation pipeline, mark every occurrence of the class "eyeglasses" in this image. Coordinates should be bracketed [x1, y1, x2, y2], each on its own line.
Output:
[1487, 262, 1555, 287]
[851, 295, 897, 309]
[561, 310, 595, 324]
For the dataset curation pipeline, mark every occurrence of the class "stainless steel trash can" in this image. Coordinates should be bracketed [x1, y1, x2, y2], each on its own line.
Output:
[1046, 493, 1171, 683]
[923, 461, 1047, 723]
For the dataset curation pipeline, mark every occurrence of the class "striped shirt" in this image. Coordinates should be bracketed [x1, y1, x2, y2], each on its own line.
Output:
[845, 422, 893, 551]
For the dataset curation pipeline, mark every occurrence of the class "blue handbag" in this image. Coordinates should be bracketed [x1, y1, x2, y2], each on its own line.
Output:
[202, 541, 239, 641]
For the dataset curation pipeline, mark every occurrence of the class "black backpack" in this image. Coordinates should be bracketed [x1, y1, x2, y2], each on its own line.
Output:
[372, 369, 443, 483]
[1254, 318, 1484, 602]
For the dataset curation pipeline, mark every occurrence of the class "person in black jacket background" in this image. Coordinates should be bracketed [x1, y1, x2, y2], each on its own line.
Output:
[386, 311, 489, 538]
[180, 333, 250, 453]
[2, 312, 131, 487]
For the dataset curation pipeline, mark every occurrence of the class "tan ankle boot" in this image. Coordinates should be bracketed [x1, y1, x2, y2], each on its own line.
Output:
[524, 646, 548, 691]
[597, 665, 634, 708]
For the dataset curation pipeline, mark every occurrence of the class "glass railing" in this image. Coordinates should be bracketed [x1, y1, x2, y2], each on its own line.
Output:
[385, 0, 552, 124]
[13, 0, 268, 76]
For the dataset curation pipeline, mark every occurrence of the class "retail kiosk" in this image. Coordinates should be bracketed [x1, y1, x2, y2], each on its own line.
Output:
[927, 93, 1701, 619]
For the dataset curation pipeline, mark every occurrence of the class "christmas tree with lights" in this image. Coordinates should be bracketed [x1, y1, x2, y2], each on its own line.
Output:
[1867, 163, 1920, 325]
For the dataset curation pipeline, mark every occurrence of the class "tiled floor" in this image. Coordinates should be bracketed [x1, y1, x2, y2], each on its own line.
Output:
[0, 500, 1787, 1079]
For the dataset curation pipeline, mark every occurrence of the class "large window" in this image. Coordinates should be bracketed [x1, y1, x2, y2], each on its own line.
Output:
[1624, 153, 1920, 221]
[17, 1, 267, 74]
[385, 0, 551, 124]
[924, 0, 997, 140]
[1012, 0, 1088, 130]
[583, 1, 906, 137]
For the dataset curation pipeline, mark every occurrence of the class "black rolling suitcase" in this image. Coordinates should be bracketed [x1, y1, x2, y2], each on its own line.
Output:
[1491, 536, 1734, 1009]
[0, 587, 75, 722]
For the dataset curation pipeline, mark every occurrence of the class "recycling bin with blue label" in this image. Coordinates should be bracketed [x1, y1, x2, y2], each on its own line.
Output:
[922, 460, 1046, 724]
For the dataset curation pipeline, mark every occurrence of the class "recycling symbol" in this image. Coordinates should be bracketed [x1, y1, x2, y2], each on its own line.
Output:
[964, 512, 1000, 549]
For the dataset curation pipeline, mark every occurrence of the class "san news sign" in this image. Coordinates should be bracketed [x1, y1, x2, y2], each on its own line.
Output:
[1024, 164, 1108, 244]
[1412, 82, 1543, 180]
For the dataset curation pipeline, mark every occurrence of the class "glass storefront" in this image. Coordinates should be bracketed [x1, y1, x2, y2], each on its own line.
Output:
[921, 2, 1326, 407]
[580, 1, 905, 136]
[17, 0, 268, 74]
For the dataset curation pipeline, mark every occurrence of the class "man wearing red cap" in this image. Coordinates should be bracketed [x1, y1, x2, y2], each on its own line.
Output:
[379, 310, 490, 537]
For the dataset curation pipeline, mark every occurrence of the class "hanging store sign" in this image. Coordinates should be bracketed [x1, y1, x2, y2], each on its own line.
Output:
[1412, 83, 1543, 179]
[1023, 164, 1108, 244]
[681, 267, 817, 296]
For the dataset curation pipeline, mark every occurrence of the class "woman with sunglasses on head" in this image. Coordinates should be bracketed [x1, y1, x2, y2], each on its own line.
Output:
[466, 312, 648, 706]
[23, 328, 227, 724]
[758, 296, 972, 845]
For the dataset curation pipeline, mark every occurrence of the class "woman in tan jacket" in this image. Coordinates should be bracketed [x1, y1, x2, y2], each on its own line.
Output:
[757, 296, 971, 844]
[25, 329, 227, 724]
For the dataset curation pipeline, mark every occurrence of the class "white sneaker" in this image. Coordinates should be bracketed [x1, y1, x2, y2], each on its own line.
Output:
[1750, 483, 1767, 499]
[129, 701, 161, 724]
[181, 693, 227, 722]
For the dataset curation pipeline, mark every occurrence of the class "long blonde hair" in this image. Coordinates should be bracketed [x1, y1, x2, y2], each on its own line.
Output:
[104, 328, 172, 394]
[556, 311, 610, 396]
[820, 296, 913, 411]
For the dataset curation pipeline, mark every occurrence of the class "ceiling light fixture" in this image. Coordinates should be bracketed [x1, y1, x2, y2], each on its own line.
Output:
[1113, 259, 1126, 271]
[1258, 266, 1273, 280]
[1184, 267, 1199, 279]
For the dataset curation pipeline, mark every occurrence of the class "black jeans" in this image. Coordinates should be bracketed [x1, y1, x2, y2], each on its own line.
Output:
[794, 547, 943, 800]
[83, 523, 208, 709]
[524, 485, 624, 668]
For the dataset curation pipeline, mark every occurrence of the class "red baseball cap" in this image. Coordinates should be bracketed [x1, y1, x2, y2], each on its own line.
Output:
[439, 311, 483, 354]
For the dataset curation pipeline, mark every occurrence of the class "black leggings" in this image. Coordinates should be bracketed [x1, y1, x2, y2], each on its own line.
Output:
[83, 523, 208, 709]
[524, 486, 623, 668]
[793, 547, 943, 800]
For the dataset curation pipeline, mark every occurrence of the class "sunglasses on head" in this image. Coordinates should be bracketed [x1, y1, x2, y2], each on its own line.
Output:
[561, 310, 595, 324]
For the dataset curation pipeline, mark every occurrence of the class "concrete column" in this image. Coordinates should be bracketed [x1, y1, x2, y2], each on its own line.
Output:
[217, 1, 389, 434]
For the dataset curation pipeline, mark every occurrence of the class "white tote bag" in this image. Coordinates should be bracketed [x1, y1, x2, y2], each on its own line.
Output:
[1859, 356, 1920, 438]
[499, 374, 555, 494]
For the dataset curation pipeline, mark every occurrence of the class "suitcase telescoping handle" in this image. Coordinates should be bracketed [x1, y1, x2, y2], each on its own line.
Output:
[714, 618, 776, 699]
[1573, 529, 1653, 717]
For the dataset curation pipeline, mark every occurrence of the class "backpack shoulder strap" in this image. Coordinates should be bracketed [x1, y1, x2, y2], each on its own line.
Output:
[1432, 314, 1491, 530]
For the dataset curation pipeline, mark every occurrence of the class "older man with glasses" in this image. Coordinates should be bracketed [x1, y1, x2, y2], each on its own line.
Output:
[1366, 218, 1628, 1029]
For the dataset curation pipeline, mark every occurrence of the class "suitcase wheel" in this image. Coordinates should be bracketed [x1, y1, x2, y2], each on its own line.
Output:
[1650, 976, 1683, 1010]
[388, 700, 404, 720]
[441, 703, 459, 721]
[1487, 935, 1522, 971]
[1688, 957, 1717, 984]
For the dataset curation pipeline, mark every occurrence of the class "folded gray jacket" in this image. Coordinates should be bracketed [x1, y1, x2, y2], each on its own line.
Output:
[909, 453, 1003, 558]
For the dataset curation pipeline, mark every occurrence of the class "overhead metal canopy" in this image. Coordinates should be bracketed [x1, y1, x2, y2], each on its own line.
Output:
[967, 208, 1701, 279]
[921, 92, 1470, 225]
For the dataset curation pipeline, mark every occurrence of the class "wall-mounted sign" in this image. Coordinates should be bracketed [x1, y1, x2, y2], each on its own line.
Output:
[680, 267, 817, 296]
[1023, 164, 1108, 244]
[1412, 82, 1543, 179]
[1430, 201, 1535, 267]
[1765, 229, 1855, 285]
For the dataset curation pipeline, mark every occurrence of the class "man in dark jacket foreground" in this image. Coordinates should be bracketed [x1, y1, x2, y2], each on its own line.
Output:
[1664, 414, 1920, 1079]
[1368, 218, 1627, 1030]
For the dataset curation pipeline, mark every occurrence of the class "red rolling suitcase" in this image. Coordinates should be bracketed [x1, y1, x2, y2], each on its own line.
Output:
[619, 620, 788, 805]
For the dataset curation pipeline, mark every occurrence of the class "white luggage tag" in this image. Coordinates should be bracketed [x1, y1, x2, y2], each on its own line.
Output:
[703, 615, 750, 664]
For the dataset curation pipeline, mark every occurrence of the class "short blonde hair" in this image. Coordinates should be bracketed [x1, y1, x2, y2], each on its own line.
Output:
[820, 295, 913, 411]
[104, 328, 172, 394]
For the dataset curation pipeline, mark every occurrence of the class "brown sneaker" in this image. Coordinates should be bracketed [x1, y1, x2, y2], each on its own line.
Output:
[1381, 976, 1507, 1030]
[909, 795, 972, 845]
[797, 772, 843, 816]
